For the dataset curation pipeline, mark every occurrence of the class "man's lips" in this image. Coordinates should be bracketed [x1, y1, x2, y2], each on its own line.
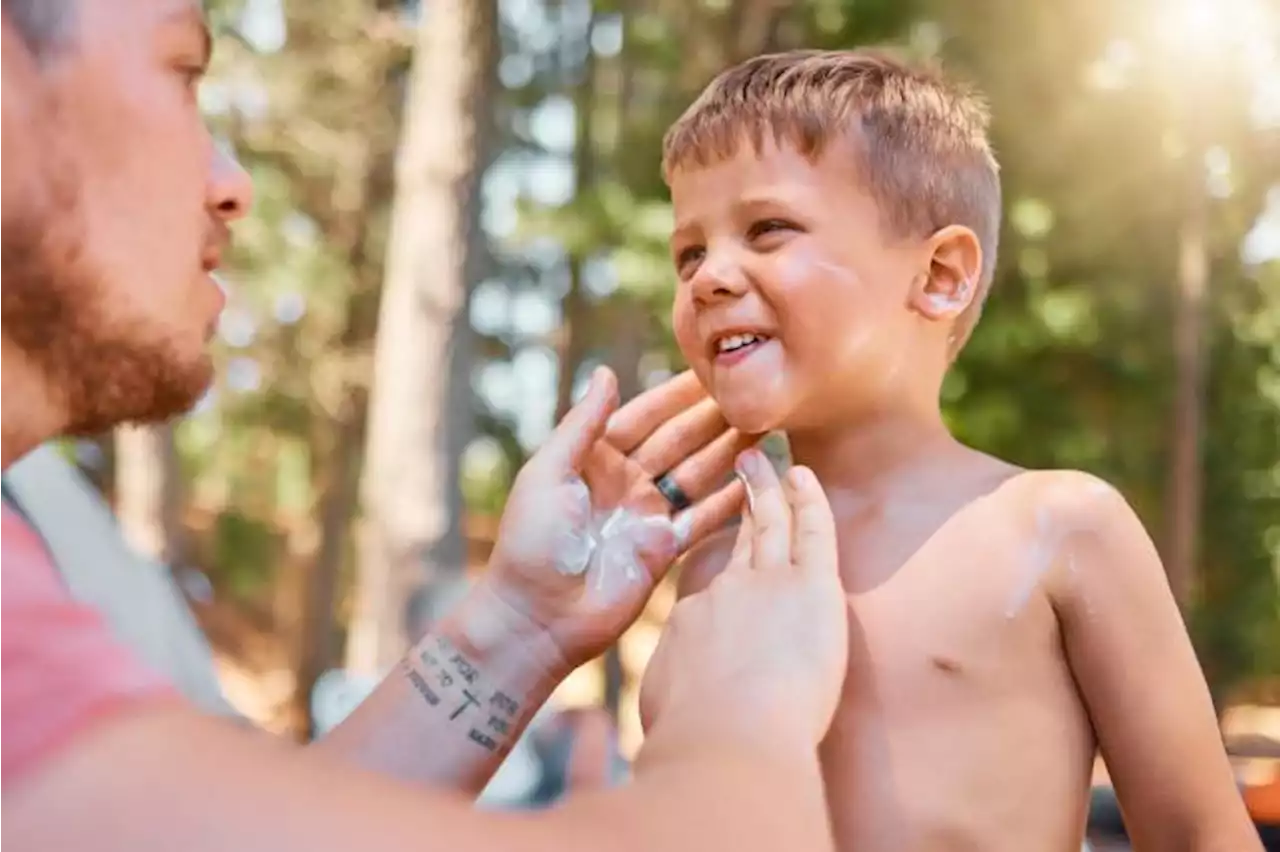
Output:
[202, 223, 231, 272]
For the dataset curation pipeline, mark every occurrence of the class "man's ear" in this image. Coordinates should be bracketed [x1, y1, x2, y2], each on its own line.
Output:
[908, 225, 983, 321]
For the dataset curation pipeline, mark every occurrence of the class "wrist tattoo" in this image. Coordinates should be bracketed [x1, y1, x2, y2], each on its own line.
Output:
[400, 635, 525, 753]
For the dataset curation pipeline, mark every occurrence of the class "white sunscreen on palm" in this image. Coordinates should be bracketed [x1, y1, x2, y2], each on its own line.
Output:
[550, 477, 682, 603]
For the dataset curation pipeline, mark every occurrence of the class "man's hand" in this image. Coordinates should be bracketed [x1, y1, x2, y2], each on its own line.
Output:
[322, 367, 750, 793]
[483, 367, 753, 672]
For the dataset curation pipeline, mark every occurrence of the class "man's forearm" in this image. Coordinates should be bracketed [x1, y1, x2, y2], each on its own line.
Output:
[12, 702, 836, 852]
[314, 580, 569, 794]
[531, 714, 836, 852]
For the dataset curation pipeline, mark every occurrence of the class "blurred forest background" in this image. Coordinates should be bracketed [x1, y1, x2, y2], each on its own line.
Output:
[73, 0, 1278, 749]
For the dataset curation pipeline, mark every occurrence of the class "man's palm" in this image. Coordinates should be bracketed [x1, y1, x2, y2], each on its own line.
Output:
[486, 369, 750, 668]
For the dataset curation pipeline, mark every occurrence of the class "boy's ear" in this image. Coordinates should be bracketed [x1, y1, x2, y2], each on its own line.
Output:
[908, 225, 983, 321]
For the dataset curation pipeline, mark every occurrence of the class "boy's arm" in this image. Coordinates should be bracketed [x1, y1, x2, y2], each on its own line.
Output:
[1047, 474, 1259, 851]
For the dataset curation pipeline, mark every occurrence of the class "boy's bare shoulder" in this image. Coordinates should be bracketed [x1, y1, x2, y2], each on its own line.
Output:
[989, 467, 1144, 555]
[1001, 468, 1133, 526]
[998, 468, 1157, 600]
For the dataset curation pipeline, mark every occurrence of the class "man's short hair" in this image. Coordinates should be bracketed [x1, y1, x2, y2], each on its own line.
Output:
[662, 49, 1002, 350]
[4, 0, 74, 57]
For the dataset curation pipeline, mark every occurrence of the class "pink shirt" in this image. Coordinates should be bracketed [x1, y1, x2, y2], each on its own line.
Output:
[1, 506, 177, 785]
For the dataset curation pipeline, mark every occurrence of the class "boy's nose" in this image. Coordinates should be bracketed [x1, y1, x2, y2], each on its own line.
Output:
[691, 251, 749, 306]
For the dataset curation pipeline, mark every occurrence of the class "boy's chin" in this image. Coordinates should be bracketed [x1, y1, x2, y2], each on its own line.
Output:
[716, 396, 795, 436]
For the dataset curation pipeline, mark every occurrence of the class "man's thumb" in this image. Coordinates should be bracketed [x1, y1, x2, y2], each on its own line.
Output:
[544, 367, 618, 472]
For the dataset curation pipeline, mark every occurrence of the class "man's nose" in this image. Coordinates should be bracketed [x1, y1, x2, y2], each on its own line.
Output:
[207, 143, 253, 223]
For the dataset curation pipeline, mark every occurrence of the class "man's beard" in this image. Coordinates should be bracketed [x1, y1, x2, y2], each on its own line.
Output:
[1, 195, 213, 436]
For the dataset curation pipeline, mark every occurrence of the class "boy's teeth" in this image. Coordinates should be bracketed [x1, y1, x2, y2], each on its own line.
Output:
[717, 333, 765, 353]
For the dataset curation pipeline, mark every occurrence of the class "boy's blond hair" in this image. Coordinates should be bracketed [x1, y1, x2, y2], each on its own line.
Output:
[662, 49, 1002, 350]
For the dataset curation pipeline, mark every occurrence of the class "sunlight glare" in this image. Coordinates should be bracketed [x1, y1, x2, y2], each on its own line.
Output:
[1154, 0, 1277, 65]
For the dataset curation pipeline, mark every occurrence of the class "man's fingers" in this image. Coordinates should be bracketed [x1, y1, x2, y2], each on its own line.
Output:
[672, 477, 746, 553]
[786, 466, 839, 577]
[739, 450, 790, 573]
[630, 397, 727, 477]
[543, 367, 619, 472]
[654, 428, 758, 506]
[604, 371, 705, 454]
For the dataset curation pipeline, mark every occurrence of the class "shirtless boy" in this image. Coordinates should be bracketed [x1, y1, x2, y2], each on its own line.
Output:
[658, 49, 1259, 851]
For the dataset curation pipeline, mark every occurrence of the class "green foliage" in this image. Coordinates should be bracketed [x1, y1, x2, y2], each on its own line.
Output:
[211, 508, 281, 598]
[932, 0, 1280, 693]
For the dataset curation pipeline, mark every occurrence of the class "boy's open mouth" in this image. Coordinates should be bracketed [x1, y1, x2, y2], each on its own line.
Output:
[710, 330, 774, 364]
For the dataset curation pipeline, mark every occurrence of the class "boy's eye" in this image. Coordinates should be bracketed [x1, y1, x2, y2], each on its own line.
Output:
[746, 218, 797, 241]
[675, 245, 705, 275]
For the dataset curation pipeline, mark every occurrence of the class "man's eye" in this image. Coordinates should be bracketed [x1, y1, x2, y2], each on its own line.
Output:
[177, 63, 207, 89]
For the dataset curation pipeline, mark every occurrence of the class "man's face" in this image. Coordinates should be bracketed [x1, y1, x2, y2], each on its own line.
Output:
[668, 139, 922, 434]
[1, 0, 252, 435]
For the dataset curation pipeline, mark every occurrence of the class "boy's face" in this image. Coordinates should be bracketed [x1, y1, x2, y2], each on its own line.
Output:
[669, 139, 925, 434]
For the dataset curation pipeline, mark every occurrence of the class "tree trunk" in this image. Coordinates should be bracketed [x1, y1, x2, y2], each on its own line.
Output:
[247, 0, 414, 739]
[282, 22, 404, 737]
[115, 423, 185, 566]
[286, 389, 369, 739]
[348, 0, 498, 676]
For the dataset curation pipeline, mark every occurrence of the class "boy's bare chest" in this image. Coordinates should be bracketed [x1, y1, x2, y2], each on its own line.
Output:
[815, 478, 1094, 852]
[830, 504, 1062, 709]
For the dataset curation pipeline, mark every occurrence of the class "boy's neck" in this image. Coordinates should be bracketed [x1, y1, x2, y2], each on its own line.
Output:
[786, 409, 959, 495]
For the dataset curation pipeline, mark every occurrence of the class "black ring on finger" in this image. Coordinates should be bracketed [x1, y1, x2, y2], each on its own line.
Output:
[654, 472, 693, 512]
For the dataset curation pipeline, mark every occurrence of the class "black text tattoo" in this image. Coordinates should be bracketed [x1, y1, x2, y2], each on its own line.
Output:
[401, 635, 527, 753]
